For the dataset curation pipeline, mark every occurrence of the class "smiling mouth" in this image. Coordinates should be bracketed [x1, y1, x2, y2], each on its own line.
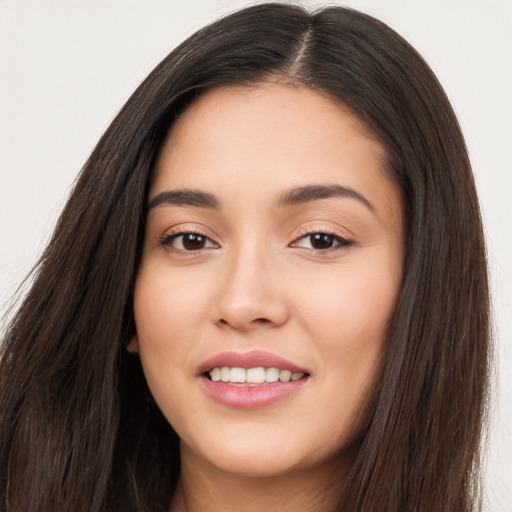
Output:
[206, 366, 309, 385]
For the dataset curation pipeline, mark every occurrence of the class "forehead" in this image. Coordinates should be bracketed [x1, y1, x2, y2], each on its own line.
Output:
[160, 83, 383, 164]
[151, 84, 400, 219]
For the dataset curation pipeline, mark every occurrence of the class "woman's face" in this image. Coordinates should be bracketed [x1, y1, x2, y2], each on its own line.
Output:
[131, 84, 404, 479]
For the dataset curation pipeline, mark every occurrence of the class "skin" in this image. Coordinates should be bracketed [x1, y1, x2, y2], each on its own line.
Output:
[129, 83, 405, 512]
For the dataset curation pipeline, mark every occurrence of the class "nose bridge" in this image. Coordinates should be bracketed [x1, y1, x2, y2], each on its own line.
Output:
[214, 237, 288, 330]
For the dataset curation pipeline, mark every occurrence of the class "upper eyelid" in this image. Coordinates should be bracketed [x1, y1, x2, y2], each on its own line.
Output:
[162, 230, 218, 245]
[292, 225, 353, 240]
[161, 228, 348, 241]
[292, 217, 355, 233]
[160, 224, 218, 241]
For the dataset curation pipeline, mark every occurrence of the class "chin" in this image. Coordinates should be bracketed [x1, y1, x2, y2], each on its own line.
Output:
[181, 427, 348, 481]
[202, 447, 306, 479]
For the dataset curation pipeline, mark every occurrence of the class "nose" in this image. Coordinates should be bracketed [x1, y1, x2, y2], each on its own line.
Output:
[212, 246, 290, 332]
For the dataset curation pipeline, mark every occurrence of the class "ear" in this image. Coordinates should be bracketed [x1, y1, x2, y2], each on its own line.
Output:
[126, 335, 140, 354]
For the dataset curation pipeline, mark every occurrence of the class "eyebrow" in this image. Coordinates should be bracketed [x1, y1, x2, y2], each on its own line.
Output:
[276, 184, 375, 212]
[148, 184, 375, 213]
[148, 189, 220, 210]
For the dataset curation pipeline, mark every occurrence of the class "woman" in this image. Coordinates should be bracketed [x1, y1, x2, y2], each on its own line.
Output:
[0, 4, 490, 511]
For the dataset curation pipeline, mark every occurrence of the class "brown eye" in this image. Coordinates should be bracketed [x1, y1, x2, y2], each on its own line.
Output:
[293, 232, 353, 251]
[182, 233, 207, 250]
[309, 233, 336, 250]
[162, 232, 217, 252]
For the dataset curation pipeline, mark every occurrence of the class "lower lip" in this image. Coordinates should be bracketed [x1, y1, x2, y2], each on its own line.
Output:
[200, 376, 308, 409]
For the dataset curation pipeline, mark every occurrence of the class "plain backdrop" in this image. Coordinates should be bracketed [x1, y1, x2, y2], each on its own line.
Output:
[1, 1, 511, 510]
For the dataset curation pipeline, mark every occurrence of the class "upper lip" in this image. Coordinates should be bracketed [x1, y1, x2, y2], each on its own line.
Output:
[197, 350, 309, 375]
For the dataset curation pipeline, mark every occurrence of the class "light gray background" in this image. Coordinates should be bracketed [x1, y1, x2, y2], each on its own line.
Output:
[1, 1, 510, 510]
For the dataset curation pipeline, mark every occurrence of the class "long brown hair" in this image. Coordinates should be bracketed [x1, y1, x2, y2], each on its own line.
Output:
[0, 4, 490, 511]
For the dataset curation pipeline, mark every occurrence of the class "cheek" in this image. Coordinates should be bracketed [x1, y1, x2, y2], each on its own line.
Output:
[134, 263, 209, 346]
[299, 263, 398, 343]
[296, 260, 400, 396]
[132, 265, 212, 409]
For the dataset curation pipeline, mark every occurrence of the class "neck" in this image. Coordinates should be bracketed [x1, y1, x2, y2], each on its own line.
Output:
[169, 444, 352, 512]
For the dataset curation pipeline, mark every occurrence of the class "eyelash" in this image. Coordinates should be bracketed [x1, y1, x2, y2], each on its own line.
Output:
[290, 229, 355, 252]
[159, 229, 216, 254]
[159, 229, 354, 255]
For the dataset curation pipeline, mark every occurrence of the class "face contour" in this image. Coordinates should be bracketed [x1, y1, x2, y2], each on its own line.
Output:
[131, 84, 404, 480]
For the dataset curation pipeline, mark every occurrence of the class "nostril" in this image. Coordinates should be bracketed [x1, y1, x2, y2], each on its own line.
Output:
[217, 318, 270, 325]
[215, 314, 279, 330]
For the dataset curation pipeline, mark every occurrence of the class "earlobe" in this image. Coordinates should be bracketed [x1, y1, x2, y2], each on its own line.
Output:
[126, 335, 140, 354]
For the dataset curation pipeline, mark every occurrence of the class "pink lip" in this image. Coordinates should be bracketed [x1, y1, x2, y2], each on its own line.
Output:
[197, 351, 310, 409]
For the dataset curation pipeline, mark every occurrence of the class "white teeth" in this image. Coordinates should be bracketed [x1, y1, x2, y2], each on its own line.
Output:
[230, 367, 246, 383]
[208, 366, 305, 384]
[279, 370, 292, 382]
[266, 367, 280, 382]
[221, 367, 230, 382]
[246, 367, 266, 384]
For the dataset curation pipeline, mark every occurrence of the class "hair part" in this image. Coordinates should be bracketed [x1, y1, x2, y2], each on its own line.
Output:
[1, 4, 491, 511]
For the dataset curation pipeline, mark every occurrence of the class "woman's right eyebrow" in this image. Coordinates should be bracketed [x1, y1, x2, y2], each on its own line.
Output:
[148, 189, 220, 210]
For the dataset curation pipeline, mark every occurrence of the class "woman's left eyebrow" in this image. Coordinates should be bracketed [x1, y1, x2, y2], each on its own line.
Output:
[148, 189, 220, 210]
[275, 184, 375, 213]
